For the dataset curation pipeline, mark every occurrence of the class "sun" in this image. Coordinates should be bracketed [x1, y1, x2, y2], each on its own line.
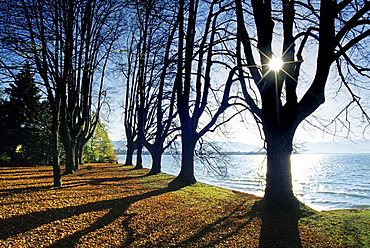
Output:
[269, 56, 283, 71]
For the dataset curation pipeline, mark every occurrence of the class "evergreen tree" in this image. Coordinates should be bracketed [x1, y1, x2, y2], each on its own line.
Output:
[0, 66, 52, 166]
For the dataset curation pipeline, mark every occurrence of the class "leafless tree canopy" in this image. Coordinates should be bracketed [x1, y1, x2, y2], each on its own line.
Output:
[0, 1, 369, 203]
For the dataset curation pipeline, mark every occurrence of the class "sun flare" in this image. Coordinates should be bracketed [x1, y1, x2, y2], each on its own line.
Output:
[269, 56, 283, 71]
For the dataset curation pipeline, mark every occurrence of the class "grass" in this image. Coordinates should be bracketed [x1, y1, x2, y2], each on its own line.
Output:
[299, 209, 370, 247]
[0, 163, 369, 247]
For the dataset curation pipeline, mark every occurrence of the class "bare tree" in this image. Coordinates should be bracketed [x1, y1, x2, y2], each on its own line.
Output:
[169, 0, 243, 188]
[136, 0, 179, 174]
[56, 0, 123, 174]
[235, 0, 370, 209]
[120, 0, 179, 173]
[0, 0, 123, 185]
[120, 8, 142, 167]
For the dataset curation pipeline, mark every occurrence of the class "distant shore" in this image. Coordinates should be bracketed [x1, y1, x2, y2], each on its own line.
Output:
[114, 151, 266, 155]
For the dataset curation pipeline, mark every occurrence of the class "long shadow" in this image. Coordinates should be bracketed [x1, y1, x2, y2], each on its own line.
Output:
[0, 185, 179, 247]
[0, 175, 51, 182]
[174, 198, 303, 247]
[60, 175, 148, 189]
[173, 199, 257, 247]
[256, 200, 303, 248]
[0, 168, 51, 174]
[0, 174, 146, 197]
[86, 175, 146, 185]
[0, 185, 52, 197]
[258, 211, 302, 248]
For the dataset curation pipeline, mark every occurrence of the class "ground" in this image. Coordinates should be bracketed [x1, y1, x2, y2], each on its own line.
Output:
[0, 163, 369, 247]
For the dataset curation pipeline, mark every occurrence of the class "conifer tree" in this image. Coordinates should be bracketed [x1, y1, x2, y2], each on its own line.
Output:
[0, 65, 52, 166]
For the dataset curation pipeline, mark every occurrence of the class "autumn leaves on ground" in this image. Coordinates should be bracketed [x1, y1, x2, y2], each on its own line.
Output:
[1, 164, 369, 247]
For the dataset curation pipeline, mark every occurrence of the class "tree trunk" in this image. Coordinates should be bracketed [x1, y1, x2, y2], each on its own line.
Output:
[125, 149, 134, 166]
[75, 142, 83, 169]
[63, 140, 76, 174]
[134, 143, 143, 169]
[60, 120, 77, 174]
[51, 123, 62, 187]
[169, 134, 196, 188]
[147, 149, 162, 175]
[263, 127, 298, 210]
[125, 141, 135, 166]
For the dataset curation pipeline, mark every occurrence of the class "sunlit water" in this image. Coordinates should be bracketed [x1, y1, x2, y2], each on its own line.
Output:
[117, 153, 370, 211]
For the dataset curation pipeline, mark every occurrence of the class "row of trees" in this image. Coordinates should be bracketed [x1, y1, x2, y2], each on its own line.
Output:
[121, 0, 370, 208]
[1, 0, 369, 208]
[0, 0, 124, 186]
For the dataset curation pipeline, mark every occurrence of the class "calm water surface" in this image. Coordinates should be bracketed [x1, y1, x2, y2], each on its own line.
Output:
[117, 153, 370, 211]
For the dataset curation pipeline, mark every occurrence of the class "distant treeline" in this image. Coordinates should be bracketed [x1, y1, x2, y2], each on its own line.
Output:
[114, 150, 266, 156]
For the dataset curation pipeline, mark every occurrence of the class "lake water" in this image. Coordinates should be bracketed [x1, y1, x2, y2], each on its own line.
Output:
[117, 153, 370, 211]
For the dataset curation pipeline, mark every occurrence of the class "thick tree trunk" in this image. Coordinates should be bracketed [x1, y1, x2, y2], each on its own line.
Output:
[145, 137, 165, 175]
[63, 140, 76, 174]
[124, 140, 135, 166]
[147, 149, 162, 175]
[134, 143, 143, 169]
[125, 149, 134, 166]
[263, 127, 298, 210]
[60, 120, 77, 174]
[169, 135, 196, 188]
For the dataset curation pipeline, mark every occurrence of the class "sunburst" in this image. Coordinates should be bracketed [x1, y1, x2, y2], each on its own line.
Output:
[269, 56, 283, 71]
[254, 43, 303, 87]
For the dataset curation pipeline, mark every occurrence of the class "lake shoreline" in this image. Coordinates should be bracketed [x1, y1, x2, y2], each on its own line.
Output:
[117, 153, 370, 211]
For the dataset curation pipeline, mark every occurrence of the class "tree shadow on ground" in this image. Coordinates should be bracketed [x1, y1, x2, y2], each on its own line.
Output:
[258, 209, 302, 247]
[0, 185, 52, 198]
[0, 174, 145, 197]
[59, 174, 149, 190]
[173, 199, 257, 247]
[173, 197, 303, 248]
[255, 199, 304, 248]
[0, 175, 51, 181]
[0, 185, 180, 247]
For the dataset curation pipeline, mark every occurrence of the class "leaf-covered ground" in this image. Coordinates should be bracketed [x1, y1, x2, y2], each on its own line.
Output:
[0, 163, 369, 247]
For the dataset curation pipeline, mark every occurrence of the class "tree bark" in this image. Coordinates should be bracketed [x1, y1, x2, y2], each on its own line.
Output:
[64, 142, 76, 174]
[75, 142, 83, 169]
[125, 140, 135, 166]
[147, 145, 163, 175]
[169, 131, 196, 188]
[61, 126, 77, 174]
[134, 143, 143, 170]
[263, 125, 299, 210]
